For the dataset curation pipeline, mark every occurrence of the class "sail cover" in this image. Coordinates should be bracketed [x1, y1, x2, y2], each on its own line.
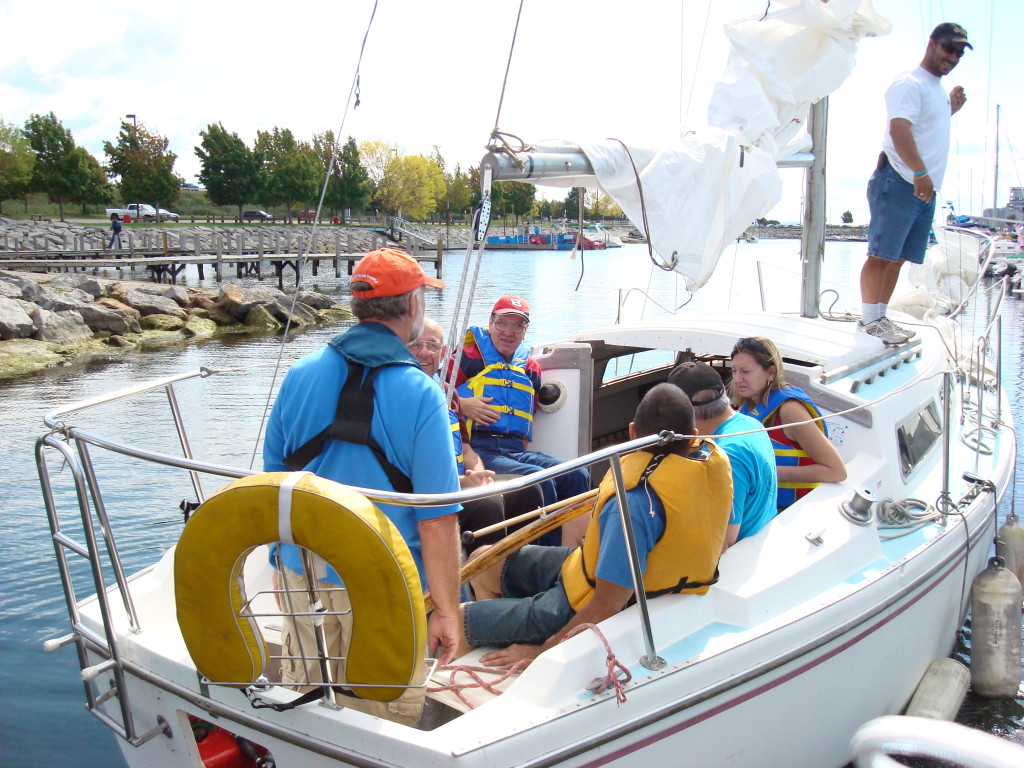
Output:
[527, 0, 891, 290]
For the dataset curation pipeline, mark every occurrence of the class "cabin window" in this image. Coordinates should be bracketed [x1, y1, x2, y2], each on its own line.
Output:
[599, 350, 676, 384]
[896, 401, 942, 477]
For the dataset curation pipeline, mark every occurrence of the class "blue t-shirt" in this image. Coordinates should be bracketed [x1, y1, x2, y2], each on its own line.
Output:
[593, 486, 666, 589]
[263, 322, 461, 587]
[714, 411, 776, 540]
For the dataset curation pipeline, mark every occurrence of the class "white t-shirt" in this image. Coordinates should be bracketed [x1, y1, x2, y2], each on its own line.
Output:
[881, 66, 951, 189]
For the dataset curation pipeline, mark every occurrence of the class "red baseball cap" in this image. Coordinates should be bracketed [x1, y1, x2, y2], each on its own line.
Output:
[491, 295, 530, 321]
[350, 248, 445, 298]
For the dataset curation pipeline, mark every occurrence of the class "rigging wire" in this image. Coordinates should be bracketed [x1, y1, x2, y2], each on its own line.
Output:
[247, 0, 380, 471]
[491, 0, 526, 138]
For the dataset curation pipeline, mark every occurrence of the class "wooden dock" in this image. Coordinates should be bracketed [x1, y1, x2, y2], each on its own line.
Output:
[0, 229, 445, 290]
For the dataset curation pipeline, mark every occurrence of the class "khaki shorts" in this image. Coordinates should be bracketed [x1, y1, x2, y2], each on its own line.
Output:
[278, 567, 426, 727]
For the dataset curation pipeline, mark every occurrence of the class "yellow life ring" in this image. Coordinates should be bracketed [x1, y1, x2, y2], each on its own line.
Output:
[174, 471, 426, 702]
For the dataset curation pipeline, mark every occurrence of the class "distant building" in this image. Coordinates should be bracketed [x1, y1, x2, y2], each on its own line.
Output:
[1007, 187, 1024, 218]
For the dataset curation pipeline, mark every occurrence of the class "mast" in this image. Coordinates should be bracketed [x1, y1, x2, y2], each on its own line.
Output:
[993, 104, 1001, 217]
[800, 98, 828, 319]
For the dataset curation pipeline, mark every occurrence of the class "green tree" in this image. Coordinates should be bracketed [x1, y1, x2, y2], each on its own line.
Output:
[196, 122, 261, 221]
[104, 120, 181, 221]
[376, 154, 445, 219]
[74, 149, 115, 214]
[24, 112, 92, 222]
[503, 182, 537, 225]
[563, 187, 585, 220]
[313, 132, 370, 220]
[841, 210, 853, 225]
[256, 128, 320, 222]
[0, 120, 35, 215]
[447, 164, 473, 222]
[336, 137, 370, 219]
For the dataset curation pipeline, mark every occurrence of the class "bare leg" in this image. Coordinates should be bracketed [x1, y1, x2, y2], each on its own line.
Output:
[860, 255, 904, 305]
[467, 544, 502, 600]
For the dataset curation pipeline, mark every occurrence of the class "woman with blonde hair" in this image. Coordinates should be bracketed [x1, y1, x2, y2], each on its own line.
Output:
[729, 336, 846, 510]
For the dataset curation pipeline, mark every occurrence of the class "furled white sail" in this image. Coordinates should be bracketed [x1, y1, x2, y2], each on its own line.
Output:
[530, 0, 891, 290]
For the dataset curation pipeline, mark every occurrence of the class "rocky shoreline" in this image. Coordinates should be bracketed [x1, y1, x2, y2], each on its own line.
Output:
[0, 269, 353, 381]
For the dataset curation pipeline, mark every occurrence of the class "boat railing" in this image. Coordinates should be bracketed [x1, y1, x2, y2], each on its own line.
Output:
[36, 366, 681, 737]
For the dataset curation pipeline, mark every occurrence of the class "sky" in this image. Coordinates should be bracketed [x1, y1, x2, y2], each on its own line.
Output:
[0, 0, 1019, 225]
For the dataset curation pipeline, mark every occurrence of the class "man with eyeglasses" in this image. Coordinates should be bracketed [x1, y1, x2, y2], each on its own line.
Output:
[859, 22, 970, 346]
[453, 296, 591, 543]
[409, 316, 543, 563]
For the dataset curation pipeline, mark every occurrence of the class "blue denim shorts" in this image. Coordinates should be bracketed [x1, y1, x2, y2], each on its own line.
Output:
[866, 164, 936, 265]
[462, 545, 575, 647]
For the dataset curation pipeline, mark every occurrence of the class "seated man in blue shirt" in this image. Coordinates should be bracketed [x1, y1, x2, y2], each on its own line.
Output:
[461, 383, 733, 669]
[668, 361, 777, 549]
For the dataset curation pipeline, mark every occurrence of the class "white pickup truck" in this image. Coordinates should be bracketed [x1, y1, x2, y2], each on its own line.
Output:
[105, 203, 157, 222]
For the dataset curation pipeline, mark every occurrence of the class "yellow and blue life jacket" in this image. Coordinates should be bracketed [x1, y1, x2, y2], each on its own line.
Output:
[456, 326, 535, 441]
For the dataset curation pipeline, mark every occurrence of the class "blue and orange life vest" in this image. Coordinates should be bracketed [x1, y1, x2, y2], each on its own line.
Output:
[740, 385, 827, 509]
[560, 443, 731, 612]
[456, 327, 535, 441]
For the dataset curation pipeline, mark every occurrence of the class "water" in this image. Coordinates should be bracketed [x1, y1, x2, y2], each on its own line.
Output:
[1, 241, 1021, 766]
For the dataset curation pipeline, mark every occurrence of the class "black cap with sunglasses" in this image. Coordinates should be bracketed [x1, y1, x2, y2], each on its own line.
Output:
[930, 23, 972, 51]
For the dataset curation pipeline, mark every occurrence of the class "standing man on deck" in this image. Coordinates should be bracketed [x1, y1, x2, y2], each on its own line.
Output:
[263, 248, 462, 725]
[858, 23, 970, 346]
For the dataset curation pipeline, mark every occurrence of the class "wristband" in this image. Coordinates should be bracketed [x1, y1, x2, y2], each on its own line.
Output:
[914, 169, 929, 178]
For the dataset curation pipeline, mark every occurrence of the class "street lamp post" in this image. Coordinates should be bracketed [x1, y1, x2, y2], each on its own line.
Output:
[125, 114, 137, 130]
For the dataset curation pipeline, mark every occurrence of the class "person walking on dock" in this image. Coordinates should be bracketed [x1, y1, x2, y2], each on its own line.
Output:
[107, 213, 122, 250]
[859, 22, 970, 345]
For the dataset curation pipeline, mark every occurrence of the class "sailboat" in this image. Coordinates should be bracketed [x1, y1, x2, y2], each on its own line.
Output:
[35, 3, 1019, 767]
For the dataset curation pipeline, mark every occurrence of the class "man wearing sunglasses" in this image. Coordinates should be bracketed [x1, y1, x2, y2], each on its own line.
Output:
[859, 22, 970, 346]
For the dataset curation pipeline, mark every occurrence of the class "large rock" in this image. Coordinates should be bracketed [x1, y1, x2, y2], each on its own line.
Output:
[48, 274, 104, 298]
[96, 297, 141, 321]
[216, 284, 284, 322]
[32, 307, 93, 344]
[267, 296, 319, 327]
[0, 281, 23, 300]
[41, 293, 134, 335]
[295, 290, 335, 310]
[244, 304, 283, 331]
[0, 273, 44, 301]
[0, 297, 35, 340]
[140, 313, 186, 331]
[182, 315, 217, 339]
[0, 339, 63, 380]
[161, 285, 191, 306]
[125, 289, 187, 318]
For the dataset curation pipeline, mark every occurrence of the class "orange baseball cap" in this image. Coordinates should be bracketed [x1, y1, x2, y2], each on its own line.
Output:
[350, 248, 445, 298]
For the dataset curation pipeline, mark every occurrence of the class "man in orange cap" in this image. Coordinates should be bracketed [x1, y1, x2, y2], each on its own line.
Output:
[454, 295, 590, 543]
[263, 248, 461, 725]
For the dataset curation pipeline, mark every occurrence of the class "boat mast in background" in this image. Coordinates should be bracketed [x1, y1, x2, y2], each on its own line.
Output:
[800, 98, 828, 319]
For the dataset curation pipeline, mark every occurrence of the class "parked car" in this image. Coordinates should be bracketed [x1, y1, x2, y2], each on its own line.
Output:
[297, 210, 318, 222]
[158, 209, 180, 222]
[104, 203, 157, 222]
[242, 210, 274, 222]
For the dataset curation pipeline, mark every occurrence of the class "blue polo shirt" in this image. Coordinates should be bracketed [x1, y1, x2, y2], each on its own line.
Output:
[263, 321, 461, 587]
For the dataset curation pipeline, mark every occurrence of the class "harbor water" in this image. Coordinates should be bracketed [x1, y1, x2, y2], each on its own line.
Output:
[1, 240, 1021, 766]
